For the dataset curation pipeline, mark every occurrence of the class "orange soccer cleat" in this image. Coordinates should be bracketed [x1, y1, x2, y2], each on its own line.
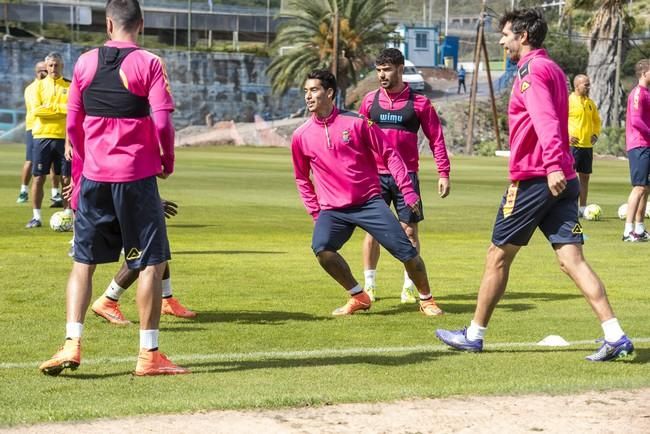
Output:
[134, 350, 190, 376]
[39, 338, 81, 376]
[419, 298, 444, 317]
[92, 295, 131, 325]
[161, 297, 197, 318]
[332, 291, 372, 316]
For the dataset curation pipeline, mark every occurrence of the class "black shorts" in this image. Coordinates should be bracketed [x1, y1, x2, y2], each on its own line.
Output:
[32, 138, 70, 177]
[25, 130, 34, 161]
[492, 177, 583, 247]
[312, 196, 417, 262]
[379, 172, 423, 224]
[73, 176, 170, 269]
[628, 147, 650, 186]
[571, 147, 593, 174]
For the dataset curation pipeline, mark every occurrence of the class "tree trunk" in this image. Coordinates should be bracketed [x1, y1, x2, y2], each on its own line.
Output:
[586, 1, 627, 127]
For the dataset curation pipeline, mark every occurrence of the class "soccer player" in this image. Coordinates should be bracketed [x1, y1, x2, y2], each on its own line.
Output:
[621, 59, 650, 242]
[359, 48, 450, 304]
[568, 74, 601, 217]
[435, 9, 634, 362]
[291, 69, 443, 317]
[39, 0, 188, 376]
[92, 199, 197, 325]
[17, 61, 48, 204]
[26, 52, 71, 228]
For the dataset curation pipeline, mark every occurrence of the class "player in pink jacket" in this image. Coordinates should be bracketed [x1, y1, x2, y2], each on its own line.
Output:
[621, 59, 650, 242]
[291, 69, 443, 317]
[436, 8, 633, 362]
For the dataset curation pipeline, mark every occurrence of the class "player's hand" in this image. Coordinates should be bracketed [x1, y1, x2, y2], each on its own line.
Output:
[64, 144, 73, 161]
[62, 179, 74, 201]
[161, 199, 178, 219]
[409, 202, 421, 217]
[547, 171, 567, 197]
[570, 136, 579, 146]
[438, 177, 450, 198]
[158, 171, 170, 179]
[591, 135, 598, 145]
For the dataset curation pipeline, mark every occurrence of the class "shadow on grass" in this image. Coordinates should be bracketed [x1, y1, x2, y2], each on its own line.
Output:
[160, 326, 209, 332]
[623, 347, 650, 364]
[167, 224, 219, 228]
[189, 310, 331, 324]
[53, 370, 133, 380]
[172, 250, 286, 255]
[440, 291, 583, 303]
[186, 351, 454, 373]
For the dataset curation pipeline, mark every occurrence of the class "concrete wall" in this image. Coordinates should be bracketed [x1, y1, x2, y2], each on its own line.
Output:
[0, 39, 303, 128]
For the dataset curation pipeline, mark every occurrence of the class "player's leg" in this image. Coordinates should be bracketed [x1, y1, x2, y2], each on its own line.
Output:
[313, 209, 370, 316]
[400, 222, 420, 303]
[161, 263, 197, 318]
[623, 148, 649, 241]
[92, 261, 138, 325]
[17, 130, 33, 203]
[51, 167, 63, 207]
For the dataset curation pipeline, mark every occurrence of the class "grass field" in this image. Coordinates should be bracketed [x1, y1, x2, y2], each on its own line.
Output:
[1, 144, 648, 427]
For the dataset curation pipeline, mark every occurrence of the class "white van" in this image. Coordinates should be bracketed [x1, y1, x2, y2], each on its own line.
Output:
[403, 60, 425, 91]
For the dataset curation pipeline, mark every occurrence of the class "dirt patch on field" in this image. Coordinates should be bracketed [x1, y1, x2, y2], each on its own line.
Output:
[4, 388, 650, 433]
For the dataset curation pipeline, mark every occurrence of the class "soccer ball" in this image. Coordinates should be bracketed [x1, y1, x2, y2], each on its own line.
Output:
[50, 211, 73, 232]
[583, 204, 602, 221]
[618, 203, 628, 220]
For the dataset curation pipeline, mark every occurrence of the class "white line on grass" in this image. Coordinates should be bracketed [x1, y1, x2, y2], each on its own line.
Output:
[3, 337, 649, 370]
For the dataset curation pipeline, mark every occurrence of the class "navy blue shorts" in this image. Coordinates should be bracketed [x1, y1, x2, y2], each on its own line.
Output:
[379, 172, 423, 223]
[73, 176, 170, 269]
[312, 196, 418, 262]
[32, 138, 71, 177]
[571, 147, 593, 174]
[628, 147, 650, 186]
[25, 130, 34, 161]
[492, 177, 583, 246]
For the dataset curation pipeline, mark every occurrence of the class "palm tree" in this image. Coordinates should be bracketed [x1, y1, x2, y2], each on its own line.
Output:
[562, 0, 633, 126]
[267, 0, 395, 105]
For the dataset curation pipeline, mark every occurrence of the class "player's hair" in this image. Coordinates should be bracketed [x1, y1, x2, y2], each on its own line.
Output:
[573, 74, 588, 88]
[45, 52, 63, 64]
[375, 48, 404, 66]
[306, 69, 337, 100]
[635, 59, 650, 78]
[499, 8, 547, 49]
[105, 0, 143, 32]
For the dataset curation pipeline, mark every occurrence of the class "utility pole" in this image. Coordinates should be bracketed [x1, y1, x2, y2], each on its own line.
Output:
[208, 0, 213, 49]
[187, 0, 192, 50]
[465, 2, 485, 154]
[612, 6, 624, 127]
[482, 35, 501, 150]
[331, 4, 339, 79]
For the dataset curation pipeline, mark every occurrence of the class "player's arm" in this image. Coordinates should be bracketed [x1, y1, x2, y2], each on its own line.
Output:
[629, 97, 650, 141]
[420, 99, 451, 198]
[291, 135, 320, 220]
[153, 109, 175, 177]
[148, 57, 176, 177]
[591, 100, 601, 143]
[522, 65, 567, 195]
[567, 97, 580, 145]
[365, 120, 419, 209]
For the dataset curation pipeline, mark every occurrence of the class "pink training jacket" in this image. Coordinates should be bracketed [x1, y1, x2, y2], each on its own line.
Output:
[359, 85, 450, 177]
[66, 40, 175, 184]
[508, 49, 576, 182]
[626, 85, 650, 151]
[291, 107, 418, 220]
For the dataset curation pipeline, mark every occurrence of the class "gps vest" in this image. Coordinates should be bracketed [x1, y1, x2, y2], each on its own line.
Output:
[368, 88, 420, 133]
[82, 47, 151, 118]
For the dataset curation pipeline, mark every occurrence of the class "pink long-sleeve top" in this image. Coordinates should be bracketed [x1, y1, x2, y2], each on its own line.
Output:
[626, 85, 650, 151]
[508, 49, 576, 182]
[291, 107, 418, 220]
[66, 40, 175, 184]
[359, 85, 450, 177]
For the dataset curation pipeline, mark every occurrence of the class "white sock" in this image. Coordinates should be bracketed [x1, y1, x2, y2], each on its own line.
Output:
[466, 320, 487, 341]
[33, 209, 41, 220]
[347, 284, 363, 296]
[403, 271, 414, 289]
[105, 279, 127, 301]
[602, 318, 625, 343]
[162, 278, 173, 298]
[51, 188, 59, 198]
[634, 222, 646, 235]
[419, 292, 432, 301]
[63, 208, 73, 217]
[363, 270, 376, 288]
[579, 206, 586, 216]
[20, 184, 28, 193]
[140, 329, 159, 350]
[65, 322, 83, 339]
[624, 223, 634, 236]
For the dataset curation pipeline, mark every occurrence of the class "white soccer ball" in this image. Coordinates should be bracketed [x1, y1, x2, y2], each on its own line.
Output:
[583, 204, 602, 221]
[50, 211, 73, 232]
[618, 203, 628, 220]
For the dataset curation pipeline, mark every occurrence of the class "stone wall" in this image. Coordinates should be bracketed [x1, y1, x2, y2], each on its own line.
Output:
[0, 39, 303, 128]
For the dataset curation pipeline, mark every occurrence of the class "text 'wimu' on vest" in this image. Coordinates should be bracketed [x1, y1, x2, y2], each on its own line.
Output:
[368, 87, 420, 134]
